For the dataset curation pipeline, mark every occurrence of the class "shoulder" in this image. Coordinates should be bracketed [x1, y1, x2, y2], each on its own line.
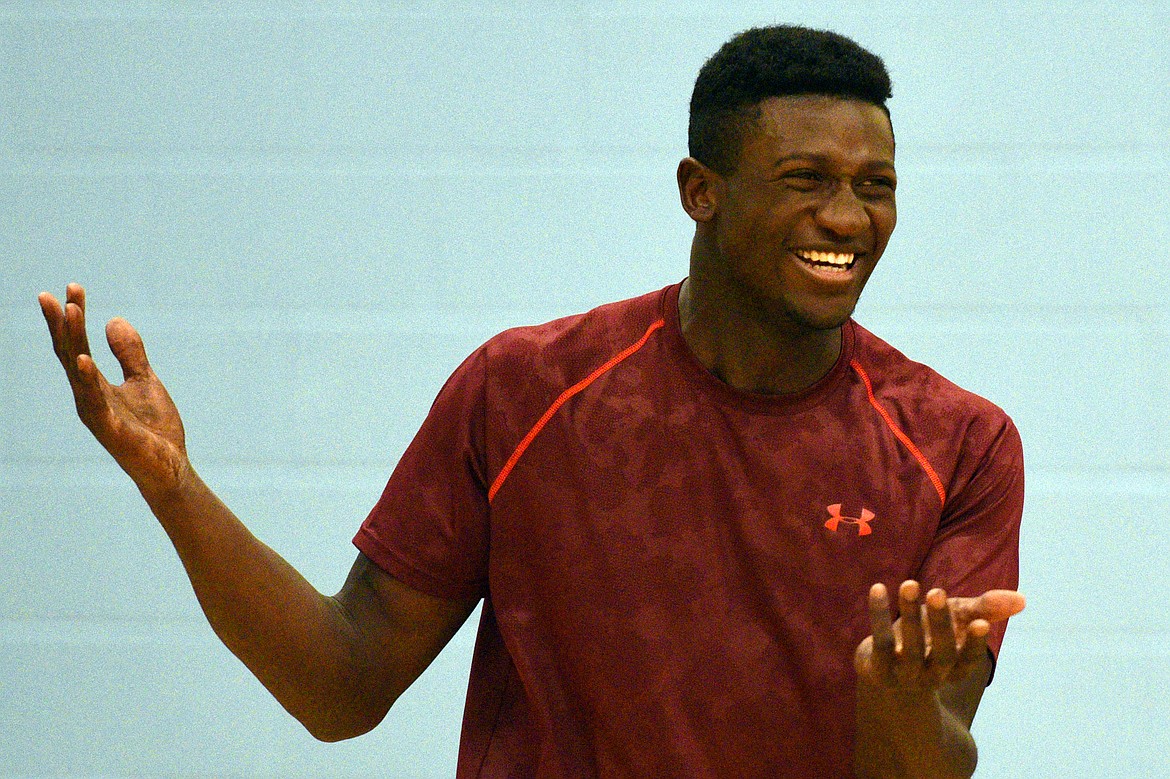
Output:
[480, 285, 671, 389]
[849, 322, 1022, 478]
[851, 322, 1015, 431]
[430, 286, 672, 432]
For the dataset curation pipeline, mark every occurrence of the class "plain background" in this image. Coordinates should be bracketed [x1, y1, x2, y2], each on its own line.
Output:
[3, 1, 1168, 776]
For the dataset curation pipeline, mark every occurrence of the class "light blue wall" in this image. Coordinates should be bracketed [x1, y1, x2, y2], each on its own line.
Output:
[3, 2, 1167, 776]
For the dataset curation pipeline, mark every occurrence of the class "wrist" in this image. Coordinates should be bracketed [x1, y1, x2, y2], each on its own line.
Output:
[855, 678, 976, 779]
[136, 454, 198, 509]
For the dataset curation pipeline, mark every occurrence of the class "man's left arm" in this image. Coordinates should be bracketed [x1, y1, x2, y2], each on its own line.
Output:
[854, 581, 1026, 779]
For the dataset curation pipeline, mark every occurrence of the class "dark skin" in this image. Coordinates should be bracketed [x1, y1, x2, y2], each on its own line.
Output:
[39, 284, 478, 741]
[676, 95, 1025, 777]
[41, 94, 1023, 773]
[677, 96, 896, 394]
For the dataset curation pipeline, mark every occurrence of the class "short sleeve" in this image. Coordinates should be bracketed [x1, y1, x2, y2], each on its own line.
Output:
[915, 417, 1024, 660]
[353, 347, 491, 601]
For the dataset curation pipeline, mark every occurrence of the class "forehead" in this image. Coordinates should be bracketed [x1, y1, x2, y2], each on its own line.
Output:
[741, 95, 895, 168]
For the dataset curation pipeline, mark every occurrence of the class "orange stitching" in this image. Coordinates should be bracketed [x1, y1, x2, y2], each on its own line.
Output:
[850, 360, 947, 506]
[488, 318, 666, 503]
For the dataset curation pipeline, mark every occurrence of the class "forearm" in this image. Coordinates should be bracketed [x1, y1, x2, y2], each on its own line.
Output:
[139, 466, 389, 740]
[41, 286, 425, 739]
[855, 679, 977, 779]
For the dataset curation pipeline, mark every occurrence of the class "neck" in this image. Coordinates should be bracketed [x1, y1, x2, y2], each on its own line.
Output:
[677, 275, 844, 396]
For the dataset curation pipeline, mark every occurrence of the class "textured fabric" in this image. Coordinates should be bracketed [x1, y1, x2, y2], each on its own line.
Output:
[355, 282, 1023, 778]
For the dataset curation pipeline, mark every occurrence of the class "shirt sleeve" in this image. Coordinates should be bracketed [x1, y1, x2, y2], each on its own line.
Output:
[915, 416, 1024, 660]
[353, 346, 492, 602]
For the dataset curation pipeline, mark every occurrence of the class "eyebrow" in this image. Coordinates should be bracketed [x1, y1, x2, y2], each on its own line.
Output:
[771, 153, 895, 171]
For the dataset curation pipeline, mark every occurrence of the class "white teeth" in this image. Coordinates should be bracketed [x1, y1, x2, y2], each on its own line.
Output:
[795, 250, 855, 269]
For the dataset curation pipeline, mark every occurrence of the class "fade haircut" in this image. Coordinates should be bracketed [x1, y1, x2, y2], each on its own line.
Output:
[689, 25, 893, 174]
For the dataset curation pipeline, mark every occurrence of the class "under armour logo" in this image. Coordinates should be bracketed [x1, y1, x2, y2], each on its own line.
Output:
[824, 504, 875, 536]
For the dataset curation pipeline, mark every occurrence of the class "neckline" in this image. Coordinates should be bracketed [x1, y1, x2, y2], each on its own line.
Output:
[658, 281, 855, 415]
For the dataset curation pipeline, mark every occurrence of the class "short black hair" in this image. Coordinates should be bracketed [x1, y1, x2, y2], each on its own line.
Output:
[689, 25, 893, 174]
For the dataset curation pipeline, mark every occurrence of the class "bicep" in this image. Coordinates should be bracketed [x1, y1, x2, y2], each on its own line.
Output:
[333, 552, 480, 712]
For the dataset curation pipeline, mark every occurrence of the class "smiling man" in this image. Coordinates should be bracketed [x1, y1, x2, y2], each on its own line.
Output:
[41, 25, 1023, 779]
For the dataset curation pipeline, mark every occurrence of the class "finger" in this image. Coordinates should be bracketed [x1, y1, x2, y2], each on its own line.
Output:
[58, 287, 109, 402]
[66, 282, 86, 309]
[898, 580, 925, 663]
[925, 588, 957, 678]
[949, 590, 1026, 627]
[63, 283, 94, 365]
[68, 351, 119, 439]
[74, 352, 106, 391]
[867, 583, 896, 683]
[106, 317, 152, 382]
[38, 291, 68, 366]
[953, 618, 990, 680]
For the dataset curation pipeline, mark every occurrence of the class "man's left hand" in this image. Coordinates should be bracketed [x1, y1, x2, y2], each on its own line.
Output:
[854, 580, 1025, 693]
[853, 581, 1025, 777]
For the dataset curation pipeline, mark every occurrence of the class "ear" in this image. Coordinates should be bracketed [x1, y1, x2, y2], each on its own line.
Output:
[677, 157, 720, 223]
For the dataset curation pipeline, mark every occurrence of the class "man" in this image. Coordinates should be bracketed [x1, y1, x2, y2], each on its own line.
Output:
[41, 25, 1023, 778]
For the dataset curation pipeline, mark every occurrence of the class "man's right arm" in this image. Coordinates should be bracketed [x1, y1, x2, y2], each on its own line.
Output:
[150, 470, 477, 741]
[39, 284, 478, 741]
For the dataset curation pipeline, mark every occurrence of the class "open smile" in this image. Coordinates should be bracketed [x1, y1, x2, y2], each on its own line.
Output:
[792, 249, 858, 275]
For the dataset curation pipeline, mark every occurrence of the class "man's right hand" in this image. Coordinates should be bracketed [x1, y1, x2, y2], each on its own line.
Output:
[38, 283, 478, 740]
[39, 283, 190, 498]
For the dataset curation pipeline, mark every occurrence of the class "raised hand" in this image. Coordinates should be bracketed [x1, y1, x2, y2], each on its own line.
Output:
[39, 283, 190, 497]
[855, 580, 1025, 693]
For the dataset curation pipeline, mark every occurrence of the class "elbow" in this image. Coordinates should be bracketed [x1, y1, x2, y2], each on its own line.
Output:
[298, 695, 399, 743]
[303, 715, 378, 744]
[305, 720, 366, 743]
[309, 727, 363, 744]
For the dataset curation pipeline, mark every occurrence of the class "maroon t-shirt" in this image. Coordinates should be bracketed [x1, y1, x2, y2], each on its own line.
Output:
[355, 282, 1023, 778]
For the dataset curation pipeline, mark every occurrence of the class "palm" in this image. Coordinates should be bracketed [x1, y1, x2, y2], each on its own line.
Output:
[855, 582, 1025, 691]
[855, 606, 970, 689]
[94, 357, 186, 471]
[40, 285, 189, 491]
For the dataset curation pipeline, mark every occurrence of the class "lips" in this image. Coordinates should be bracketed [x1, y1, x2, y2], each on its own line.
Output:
[792, 249, 857, 274]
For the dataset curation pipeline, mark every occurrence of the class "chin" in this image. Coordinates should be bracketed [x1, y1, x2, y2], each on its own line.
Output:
[783, 301, 859, 333]
[742, 282, 862, 334]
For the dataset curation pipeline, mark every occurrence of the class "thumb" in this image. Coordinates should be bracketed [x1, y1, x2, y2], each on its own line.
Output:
[952, 589, 1026, 625]
[105, 317, 152, 381]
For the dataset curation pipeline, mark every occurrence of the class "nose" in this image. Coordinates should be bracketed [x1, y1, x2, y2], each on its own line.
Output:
[814, 182, 869, 237]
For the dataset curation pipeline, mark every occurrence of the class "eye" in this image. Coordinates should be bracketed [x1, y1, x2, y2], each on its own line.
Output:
[781, 170, 824, 191]
[863, 175, 895, 189]
[857, 176, 896, 197]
